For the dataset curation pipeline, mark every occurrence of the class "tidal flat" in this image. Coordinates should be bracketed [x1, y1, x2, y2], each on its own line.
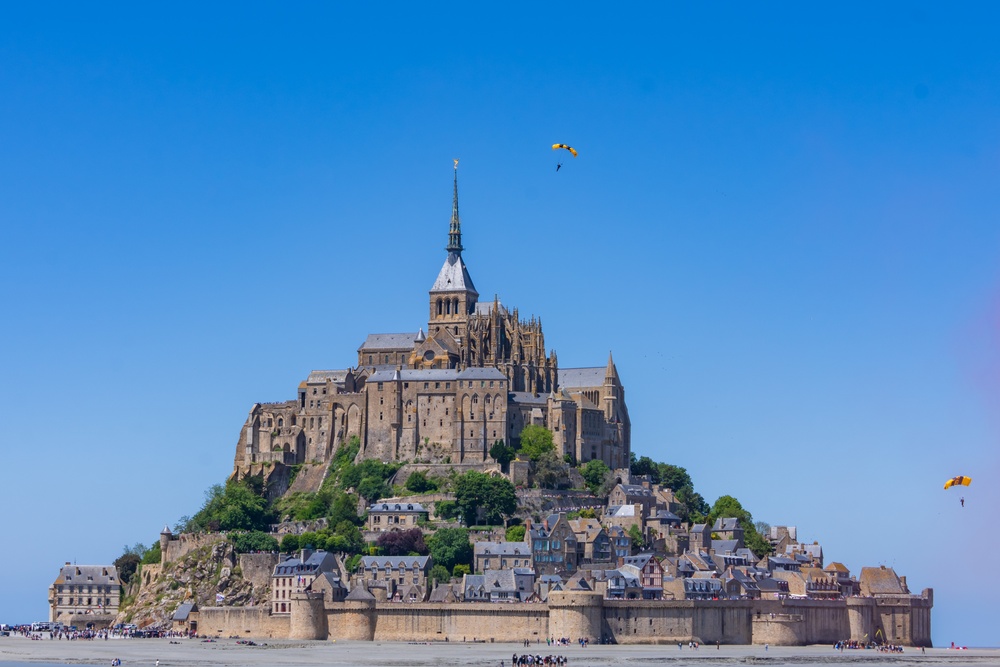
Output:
[1, 635, 996, 667]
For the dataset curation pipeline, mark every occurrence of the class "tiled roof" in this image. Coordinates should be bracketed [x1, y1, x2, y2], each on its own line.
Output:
[475, 541, 531, 557]
[369, 502, 426, 513]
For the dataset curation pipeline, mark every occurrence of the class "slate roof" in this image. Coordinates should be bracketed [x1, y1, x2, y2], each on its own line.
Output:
[712, 539, 741, 554]
[456, 367, 507, 380]
[273, 550, 337, 576]
[172, 602, 196, 621]
[431, 252, 478, 295]
[713, 517, 741, 532]
[361, 555, 431, 570]
[475, 542, 531, 557]
[306, 369, 350, 384]
[367, 368, 460, 382]
[558, 367, 605, 389]
[369, 502, 426, 514]
[605, 504, 637, 518]
[860, 566, 908, 595]
[345, 584, 376, 601]
[510, 392, 548, 406]
[53, 565, 119, 586]
[359, 333, 420, 350]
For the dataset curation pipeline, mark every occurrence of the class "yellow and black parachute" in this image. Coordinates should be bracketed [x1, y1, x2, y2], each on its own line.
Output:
[552, 143, 578, 157]
[943, 475, 972, 490]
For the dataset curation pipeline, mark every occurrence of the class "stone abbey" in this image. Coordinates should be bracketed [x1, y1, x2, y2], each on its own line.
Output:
[232, 165, 630, 480]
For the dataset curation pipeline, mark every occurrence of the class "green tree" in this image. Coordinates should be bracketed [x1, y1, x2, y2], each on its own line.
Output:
[229, 530, 279, 553]
[706, 495, 772, 559]
[505, 525, 526, 542]
[627, 524, 644, 551]
[328, 492, 363, 527]
[533, 450, 570, 489]
[580, 459, 611, 495]
[405, 471, 437, 493]
[113, 552, 141, 585]
[454, 471, 517, 526]
[280, 534, 300, 553]
[452, 563, 470, 577]
[518, 425, 554, 461]
[630, 454, 660, 480]
[489, 441, 516, 468]
[185, 479, 273, 532]
[327, 521, 367, 554]
[434, 500, 460, 521]
[429, 564, 451, 585]
[657, 464, 693, 492]
[140, 542, 161, 565]
[427, 527, 473, 572]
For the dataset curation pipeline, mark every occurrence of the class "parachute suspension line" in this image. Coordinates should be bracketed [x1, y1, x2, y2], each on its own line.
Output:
[447, 159, 463, 254]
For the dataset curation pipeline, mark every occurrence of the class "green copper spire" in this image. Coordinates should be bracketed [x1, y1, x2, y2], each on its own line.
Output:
[447, 159, 463, 254]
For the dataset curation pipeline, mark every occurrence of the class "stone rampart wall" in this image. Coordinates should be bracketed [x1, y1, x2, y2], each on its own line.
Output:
[163, 533, 225, 565]
[602, 601, 752, 644]
[198, 606, 289, 638]
[355, 603, 549, 642]
[238, 553, 280, 593]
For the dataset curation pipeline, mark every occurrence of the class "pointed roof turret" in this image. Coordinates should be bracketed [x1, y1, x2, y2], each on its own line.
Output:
[447, 159, 463, 254]
[605, 352, 619, 382]
[415, 328, 426, 343]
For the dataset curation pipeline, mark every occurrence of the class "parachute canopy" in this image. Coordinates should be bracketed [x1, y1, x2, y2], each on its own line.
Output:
[552, 143, 578, 157]
[943, 475, 972, 490]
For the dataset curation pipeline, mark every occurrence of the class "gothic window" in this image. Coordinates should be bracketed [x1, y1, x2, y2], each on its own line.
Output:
[484, 395, 491, 405]
[453, 298, 459, 313]
[437, 299, 442, 316]
[446, 300, 451, 315]
[277, 418, 284, 427]
[472, 395, 478, 404]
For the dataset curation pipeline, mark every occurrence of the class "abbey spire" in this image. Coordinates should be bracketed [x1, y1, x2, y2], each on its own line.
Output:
[446, 159, 463, 254]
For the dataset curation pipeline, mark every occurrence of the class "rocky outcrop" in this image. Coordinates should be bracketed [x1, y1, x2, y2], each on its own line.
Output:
[116, 540, 274, 629]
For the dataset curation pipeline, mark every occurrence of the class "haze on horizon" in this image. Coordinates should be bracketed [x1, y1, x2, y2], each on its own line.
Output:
[0, 3, 997, 648]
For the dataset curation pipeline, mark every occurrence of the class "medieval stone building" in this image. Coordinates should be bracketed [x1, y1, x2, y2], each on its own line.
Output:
[232, 165, 630, 482]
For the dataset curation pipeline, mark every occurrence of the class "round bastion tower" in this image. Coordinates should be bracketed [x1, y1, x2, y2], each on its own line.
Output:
[547, 590, 603, 642]
[336, 585, 377, 641]
[289, 591, 327, 640]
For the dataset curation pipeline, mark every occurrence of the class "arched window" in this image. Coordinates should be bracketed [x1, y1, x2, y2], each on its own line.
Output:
[453, 298, 459, 314]
[445, 300, 451, 315]
[437, 299, 443, 316]
[277, 418, 283, 427]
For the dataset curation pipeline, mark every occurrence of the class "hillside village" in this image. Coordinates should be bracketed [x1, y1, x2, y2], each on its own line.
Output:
[49, 170, 932, 646]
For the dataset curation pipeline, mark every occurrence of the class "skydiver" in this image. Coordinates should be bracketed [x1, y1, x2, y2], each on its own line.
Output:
[556, 162, 562, 172]
[961, 497, 965, 507]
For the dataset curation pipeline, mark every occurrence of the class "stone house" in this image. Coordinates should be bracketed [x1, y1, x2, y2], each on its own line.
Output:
[602, 503, 644, 542]
[607, 484, 655, 515]
[271, 549, 338, 614]
[711, 517, 744, 544]
[462, 569, 534, 602]
[567, 518, 612, 565]
[473, 541, 532, 573]
[620, 553, 664, 600]
[358, 555, 432, 602]
[48, 564, 121, 626]
[310, 571, 348, 603]
[367, 501, 428, 533]
[526, 514, 578, 575]
[824, 561, 859, 597]
[606, 525, 632, 560]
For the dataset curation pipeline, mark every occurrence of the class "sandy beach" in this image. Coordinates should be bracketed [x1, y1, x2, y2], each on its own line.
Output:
[0, 636, 996, 667]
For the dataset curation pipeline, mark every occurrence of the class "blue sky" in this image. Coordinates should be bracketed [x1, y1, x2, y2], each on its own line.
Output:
[1, 3, 998, 647]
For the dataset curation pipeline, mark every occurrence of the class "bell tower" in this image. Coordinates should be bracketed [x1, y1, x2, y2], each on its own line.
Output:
[428, 160, 478, 343]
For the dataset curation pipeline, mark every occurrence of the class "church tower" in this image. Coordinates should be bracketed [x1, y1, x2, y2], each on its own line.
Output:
[428, 161, 478, 344]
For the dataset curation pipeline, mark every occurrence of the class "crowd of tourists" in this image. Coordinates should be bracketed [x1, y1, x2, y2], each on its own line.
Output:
[835, 640, 905, 652]
[511, 653, 570, 666]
